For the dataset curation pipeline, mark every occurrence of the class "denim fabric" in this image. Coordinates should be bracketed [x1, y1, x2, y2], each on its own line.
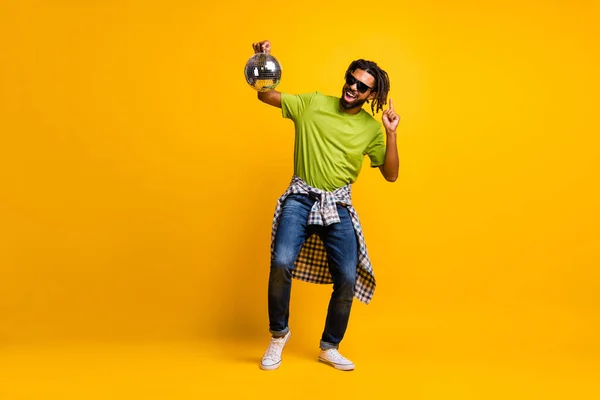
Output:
[268, 193, 358, 349]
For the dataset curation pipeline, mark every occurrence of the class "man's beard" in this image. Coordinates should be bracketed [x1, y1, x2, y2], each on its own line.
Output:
[340, 89, 367, 110]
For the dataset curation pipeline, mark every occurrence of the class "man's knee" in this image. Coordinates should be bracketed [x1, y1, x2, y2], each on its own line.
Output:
[271, 248, 297, 271]
[334, 268, 357, 295]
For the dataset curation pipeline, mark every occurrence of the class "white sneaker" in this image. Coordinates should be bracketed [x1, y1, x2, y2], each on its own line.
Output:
[318, 348, 355, 371]
[260, 331, 291, 370]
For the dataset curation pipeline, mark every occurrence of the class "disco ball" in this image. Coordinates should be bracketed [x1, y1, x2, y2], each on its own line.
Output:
[244, 53, 282, 92]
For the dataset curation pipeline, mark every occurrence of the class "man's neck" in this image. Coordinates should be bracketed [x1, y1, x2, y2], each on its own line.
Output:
[338, 100, 361, 115]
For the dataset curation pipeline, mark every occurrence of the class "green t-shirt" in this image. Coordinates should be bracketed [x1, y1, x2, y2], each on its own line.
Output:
[281, 92, 386, 191]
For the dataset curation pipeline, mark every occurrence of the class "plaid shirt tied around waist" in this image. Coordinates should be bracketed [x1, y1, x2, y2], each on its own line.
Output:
[270, 176, 376, 304]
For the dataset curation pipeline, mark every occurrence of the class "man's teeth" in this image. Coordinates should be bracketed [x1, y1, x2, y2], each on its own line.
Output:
[346, 90, 356, 98]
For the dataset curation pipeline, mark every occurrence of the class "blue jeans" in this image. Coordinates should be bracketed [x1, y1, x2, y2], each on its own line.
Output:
[268, 193, 358, 350]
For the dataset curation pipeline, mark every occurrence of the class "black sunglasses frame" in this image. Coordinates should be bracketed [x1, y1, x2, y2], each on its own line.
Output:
[345, 73, 373, 93]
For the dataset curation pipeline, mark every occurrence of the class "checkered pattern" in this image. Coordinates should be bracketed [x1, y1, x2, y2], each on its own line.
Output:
[271, 176, 376, 304]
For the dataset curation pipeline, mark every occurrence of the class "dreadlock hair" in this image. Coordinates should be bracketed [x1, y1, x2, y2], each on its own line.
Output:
[345, 59, 390, 115]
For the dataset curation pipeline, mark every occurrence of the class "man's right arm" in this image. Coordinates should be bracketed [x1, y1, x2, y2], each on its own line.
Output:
[252, 40, 282, 109]
[258, 90, 281, 108]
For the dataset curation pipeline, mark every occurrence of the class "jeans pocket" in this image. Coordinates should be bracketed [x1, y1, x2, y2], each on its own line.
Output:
[282, 195, 305, 212]
[335, 206, 354, 229]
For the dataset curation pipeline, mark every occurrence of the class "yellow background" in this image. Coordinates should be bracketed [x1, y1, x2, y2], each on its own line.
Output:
[1, 0, 599, 398]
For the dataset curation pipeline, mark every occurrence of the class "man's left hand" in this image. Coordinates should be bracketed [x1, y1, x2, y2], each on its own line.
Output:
[382, 98, 400, 133]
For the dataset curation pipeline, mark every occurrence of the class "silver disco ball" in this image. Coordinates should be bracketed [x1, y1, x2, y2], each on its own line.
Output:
[244, 53, 282, 92]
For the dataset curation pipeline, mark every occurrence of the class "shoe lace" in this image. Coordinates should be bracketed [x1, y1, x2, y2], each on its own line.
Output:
[265, 336, 286, 359]
[326, 349, 346, 362]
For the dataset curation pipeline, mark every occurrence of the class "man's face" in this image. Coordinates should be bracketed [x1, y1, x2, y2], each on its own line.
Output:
[340, 68, 376, 111]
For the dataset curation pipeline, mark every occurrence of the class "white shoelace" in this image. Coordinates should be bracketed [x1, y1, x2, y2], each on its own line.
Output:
[265, 337, 286, 359]
[323, 349, 349, 363]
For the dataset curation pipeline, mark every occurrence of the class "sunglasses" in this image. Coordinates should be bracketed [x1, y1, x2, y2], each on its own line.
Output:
[345, 74, 373, 93]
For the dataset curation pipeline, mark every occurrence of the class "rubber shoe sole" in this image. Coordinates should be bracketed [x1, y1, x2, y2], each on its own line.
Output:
[318, 357, 355, 371]
[260, 359, 281, 371]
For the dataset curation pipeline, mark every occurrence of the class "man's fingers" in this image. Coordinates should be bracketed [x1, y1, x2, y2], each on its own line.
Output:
[252, 41, 270, 53]
[389, 98, 394, 110]
[260, 40, 270, 53]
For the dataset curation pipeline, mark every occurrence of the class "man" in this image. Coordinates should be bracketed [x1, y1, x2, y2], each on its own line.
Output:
[253, 40, 399, 371]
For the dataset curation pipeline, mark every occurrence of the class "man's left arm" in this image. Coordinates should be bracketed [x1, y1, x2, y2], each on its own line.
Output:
[379, 98, 400, 182]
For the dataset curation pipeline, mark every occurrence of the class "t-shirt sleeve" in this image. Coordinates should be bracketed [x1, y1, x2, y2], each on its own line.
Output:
[281, 92, 318, 120]
[365, 126, 386, 167]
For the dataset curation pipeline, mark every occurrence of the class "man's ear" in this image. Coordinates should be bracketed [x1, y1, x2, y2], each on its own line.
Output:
[368, 91, 377, 101]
